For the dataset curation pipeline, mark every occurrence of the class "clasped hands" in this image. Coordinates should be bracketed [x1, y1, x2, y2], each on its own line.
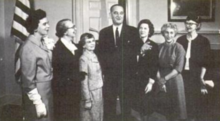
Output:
[200, 78, 208, 95]
[140, 42, 152, 55]
[157, 77, 167, 92]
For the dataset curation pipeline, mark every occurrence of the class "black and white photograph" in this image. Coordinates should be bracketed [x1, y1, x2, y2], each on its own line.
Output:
[0, 0, 220, 121]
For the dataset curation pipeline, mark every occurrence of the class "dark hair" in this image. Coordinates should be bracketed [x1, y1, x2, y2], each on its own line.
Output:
[55, 19, 72, 38]
[25, 9, 46, 34]
[137, 19, 155, 38]
[186, 12, 201, 24]
[110, 4, 124, 12]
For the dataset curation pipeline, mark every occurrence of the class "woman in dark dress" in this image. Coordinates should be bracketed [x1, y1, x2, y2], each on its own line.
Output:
[177, 13, 212, 121]
[52, 19, 80, 121]
[156, 23, 187, 121]
[133, 19, 159, 121]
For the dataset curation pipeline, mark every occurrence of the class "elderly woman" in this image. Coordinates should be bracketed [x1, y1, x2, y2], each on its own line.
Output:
[133, 19, 159, 121]
[20, 9, 53, 121]
[156, 23, 187, 121]
[78, 33, 103, 121]
[177, 13, 212, 121]
[52, 19, 80, 121]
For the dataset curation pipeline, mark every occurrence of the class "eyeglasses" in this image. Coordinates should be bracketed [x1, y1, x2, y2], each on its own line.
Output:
[185, 22, 197, 26]
[67, 25, 76, 30]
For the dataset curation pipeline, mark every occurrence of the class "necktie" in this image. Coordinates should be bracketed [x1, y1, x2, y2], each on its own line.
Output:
[185, 40, 191, 70]
[115, 27, 119, 46]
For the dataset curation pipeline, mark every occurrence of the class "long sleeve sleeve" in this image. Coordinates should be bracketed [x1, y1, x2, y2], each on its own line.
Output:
[79, 58, 91, 101]
[20, 46, 37, 93]
[174, 44, 186, 73]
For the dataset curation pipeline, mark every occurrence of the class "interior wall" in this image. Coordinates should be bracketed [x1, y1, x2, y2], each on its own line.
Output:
[34, 0, 73, 41]
[4, 0, 20, 96]
[137, 0, 220, 48]
[0, 0, 6, 99]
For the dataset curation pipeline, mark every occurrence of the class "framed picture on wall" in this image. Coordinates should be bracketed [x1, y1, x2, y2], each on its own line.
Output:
[168, 0, 215, 22]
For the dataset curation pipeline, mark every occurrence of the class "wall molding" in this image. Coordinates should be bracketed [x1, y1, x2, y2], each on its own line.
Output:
[154, 30, 220, 35]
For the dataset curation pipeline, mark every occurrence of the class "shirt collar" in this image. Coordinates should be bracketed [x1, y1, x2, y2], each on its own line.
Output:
[113, 24, 123, 35]
[61, 38, 77, 55]
[83, 50, 98, 62]
[29, 34, 42, 47]
[29, 35, 48, 51]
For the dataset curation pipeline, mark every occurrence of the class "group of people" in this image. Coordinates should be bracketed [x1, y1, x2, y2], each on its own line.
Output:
[19, 4, 213, 121]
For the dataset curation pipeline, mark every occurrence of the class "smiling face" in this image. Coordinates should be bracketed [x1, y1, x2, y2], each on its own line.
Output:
[139, 23, 149, 39]
[83, 38, 96, 51]
[110, 6, 124, 26]
[37, 17, 49, 36]
[185, 20, 199, 33]
[163, 27, 176, 43]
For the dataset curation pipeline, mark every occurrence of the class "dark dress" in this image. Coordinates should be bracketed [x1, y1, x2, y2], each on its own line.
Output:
[133, 39, 159, 115]
[177, 34, 211, 119]
[156, 42, 187, 120]
[52, 40, 81, 121]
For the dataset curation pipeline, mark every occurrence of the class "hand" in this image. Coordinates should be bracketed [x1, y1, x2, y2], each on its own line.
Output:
[35, 103, 47, 118]
[145, 83, 153, 94]
[201, 88, 208, 95]
[84, 101, 92, 110]
[160, 85, 167, 92]
[157, 78, 166, 86]
[140, 43, 152, 54]
[200, 78, 206, 86]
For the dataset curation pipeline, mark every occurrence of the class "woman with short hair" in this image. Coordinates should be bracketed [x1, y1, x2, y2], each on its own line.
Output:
[52, 19, 80, 121]
[177, 13, 212, 121]
[133, 19, 159, 121]
[156, 23, 187, 121]
[20, 9, 53, 121]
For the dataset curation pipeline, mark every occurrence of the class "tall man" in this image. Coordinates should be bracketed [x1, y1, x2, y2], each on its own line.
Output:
[96, 4, 141, 121]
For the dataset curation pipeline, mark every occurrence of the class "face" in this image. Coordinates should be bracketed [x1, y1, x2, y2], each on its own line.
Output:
[110, 6, 124, 25]
[185, 20, 198, 33]
[139, 23, 149, 38]
[83, 38, 96, 51]
[37, 17, 49, 36]
[65, 21, 77, 38]
[163, 27, 176, 43]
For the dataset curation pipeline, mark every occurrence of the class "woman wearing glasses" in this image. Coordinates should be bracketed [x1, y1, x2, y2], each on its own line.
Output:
[52, 19, 81, 121]
[177, 13, 212, 121]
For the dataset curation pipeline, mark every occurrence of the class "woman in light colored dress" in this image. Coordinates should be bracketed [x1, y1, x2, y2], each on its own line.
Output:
[155, 23, 187, 121]
[20, 9, 53, 121]
[79, 33, 103, 121]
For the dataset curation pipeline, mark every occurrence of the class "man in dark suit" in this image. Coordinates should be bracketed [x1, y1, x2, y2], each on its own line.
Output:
[96, 4, 141, 121]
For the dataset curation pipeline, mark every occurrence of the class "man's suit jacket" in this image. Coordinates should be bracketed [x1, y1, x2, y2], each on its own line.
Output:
[96, 24, 141, 85]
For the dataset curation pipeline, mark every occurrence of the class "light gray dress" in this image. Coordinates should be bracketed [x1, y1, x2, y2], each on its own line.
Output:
[79, 51, 103, 121]
[157, 42, 187, 120]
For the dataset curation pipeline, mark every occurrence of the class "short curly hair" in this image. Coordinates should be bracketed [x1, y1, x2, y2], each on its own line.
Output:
[161, 23, 178, 37]
[137, 19, 155, 38]
[25, 9, 46, 34]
